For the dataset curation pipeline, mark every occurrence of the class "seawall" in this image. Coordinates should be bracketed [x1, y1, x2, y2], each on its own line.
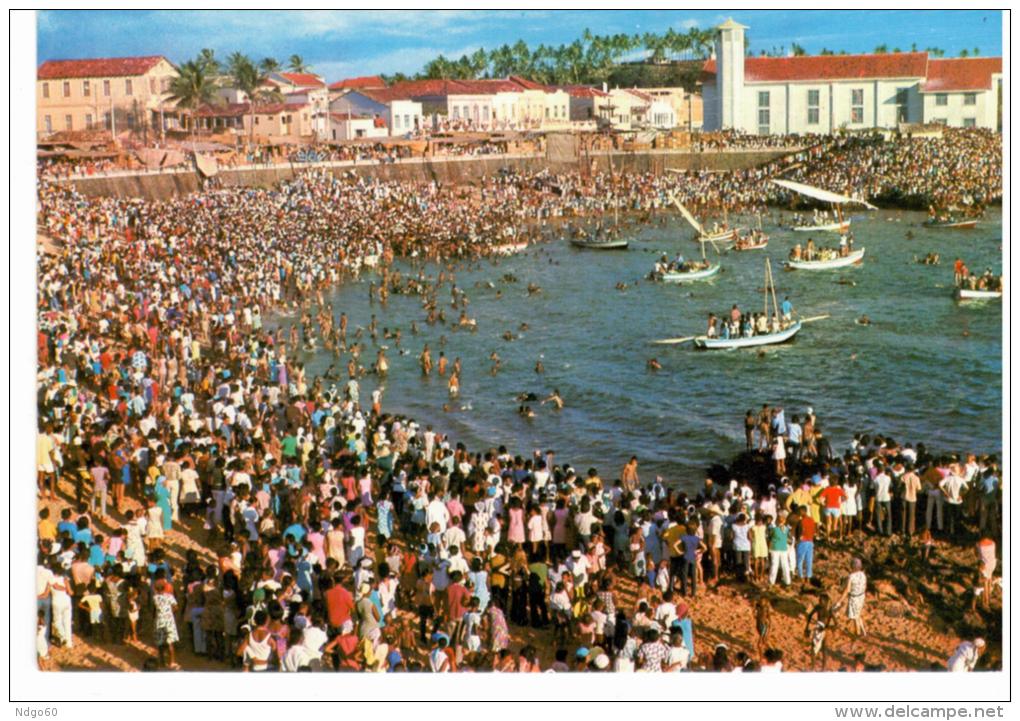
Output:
[58, 148, 795, 201]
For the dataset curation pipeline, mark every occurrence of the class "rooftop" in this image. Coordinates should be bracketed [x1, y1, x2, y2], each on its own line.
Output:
[703, 52, 931, 83]
[38, 55, 170, 80]
[329, 75, 386, 91]
[921, 57, 1002, 92]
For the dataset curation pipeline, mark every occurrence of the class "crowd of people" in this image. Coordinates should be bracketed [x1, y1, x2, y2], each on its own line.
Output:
[705, 298, 795, 342]
[778, 128, 1001, 210]
[788, 233, 857, 262]
[952, 258, 1003, 292]
[33, 126, 1001, 674]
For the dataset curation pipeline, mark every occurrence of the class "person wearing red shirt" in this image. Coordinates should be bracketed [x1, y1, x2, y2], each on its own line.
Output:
[444, 570, 471, 646]
[794, 505, 817, 582]
[323, 574, 354, 631]
[819, 484, 846, 540]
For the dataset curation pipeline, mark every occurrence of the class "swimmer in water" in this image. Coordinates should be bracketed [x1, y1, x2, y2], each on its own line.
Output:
[647, 358, 662, 371]
[856, 315, 871, 326]
[534, 360, 544, 374]
[502, 331, 514, 342]
[489, 352, 501, 376]
[541, 389, 564, 410]
[516, 392, 539, 402]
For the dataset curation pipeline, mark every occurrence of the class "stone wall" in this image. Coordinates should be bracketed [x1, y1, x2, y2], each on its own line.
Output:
[61, 149, 794, 201]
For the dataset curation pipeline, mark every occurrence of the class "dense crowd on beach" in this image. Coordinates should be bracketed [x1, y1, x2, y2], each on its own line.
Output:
[34, 127, 1001, 673]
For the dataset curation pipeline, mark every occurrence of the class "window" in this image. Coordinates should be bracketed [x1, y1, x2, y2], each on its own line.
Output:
[404, 114, 410, 127]
[83, 80, 90, 97]
[44, 115, 52, 133]
[104, 112, 112, 129]
[452, 106, 459, 120]
[394, 115, 401, 129]
[64, 114, 72, 131]
[42, 82, 49, 99]
[103, 79, 111, 96]
[85, 113, 93, 128]
[63, 81, 70, 97]
[758, 91, 770, 108]
[935, 93, 948, 106]
[964, 93, 977, 106]
[482, 107, 489, 123]
[125, 79, 133, 96]
[757, 108, 770, 134]
[850, 88, 864, 124]
[807, 89, 820, 125]
[895, 88, 909, 123]
[963, 117, 976, 127]
[545, 107, 550, 119]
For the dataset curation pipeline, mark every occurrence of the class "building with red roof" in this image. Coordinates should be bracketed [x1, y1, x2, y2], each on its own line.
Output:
[702, 19, 1001, 133]
[192, 101, 314, 141]
[328, 75, 386, 93]
[37, 55, 180, 137]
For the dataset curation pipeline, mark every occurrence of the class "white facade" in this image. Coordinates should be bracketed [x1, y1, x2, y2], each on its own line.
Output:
[920, 85, 999, 128]
[331, 92, 424, 136]
[705, 19, 1000, 133]
[329, 114, 387, 141]
[647, 99, 677, 129]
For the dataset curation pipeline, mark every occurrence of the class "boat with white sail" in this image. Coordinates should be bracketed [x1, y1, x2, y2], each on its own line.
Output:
[666, 190, 738, 246]
[773, 178, 875, 234]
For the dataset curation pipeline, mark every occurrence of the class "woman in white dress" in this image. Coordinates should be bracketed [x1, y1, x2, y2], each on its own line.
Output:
[49, 567, 73, 649]
[841, 479, 860, 535]
[838, 558, 868, 639]
[772, 435, 787, 475]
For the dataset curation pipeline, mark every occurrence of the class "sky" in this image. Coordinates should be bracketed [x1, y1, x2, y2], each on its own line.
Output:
[36, 10, 1003, 82]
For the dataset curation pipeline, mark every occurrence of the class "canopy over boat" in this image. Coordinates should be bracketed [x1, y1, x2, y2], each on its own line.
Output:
[771, 179, 877, 210]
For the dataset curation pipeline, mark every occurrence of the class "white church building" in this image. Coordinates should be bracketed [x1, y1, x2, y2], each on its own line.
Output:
[702, 19, 1001, 134]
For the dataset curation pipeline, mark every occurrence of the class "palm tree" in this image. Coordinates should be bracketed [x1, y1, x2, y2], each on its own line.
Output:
[198, 48, 221, 75]
[791, 43, 807, 56]
[232, 56, 282, 144]
[288, 55, 310, 73]
[259, 57, 282, 75]
[167, 59, 219, 140]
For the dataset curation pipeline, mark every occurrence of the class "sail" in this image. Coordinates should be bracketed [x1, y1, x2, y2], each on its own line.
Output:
[771, 179, 877, 209]
[668, 192, 704, 235]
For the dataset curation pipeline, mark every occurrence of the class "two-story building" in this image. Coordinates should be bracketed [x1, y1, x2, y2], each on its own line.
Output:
[702, 18, 1002, 133]
[330, 88, 425, 136]
[195, 102, 313, 143]
[37, 55, 179, 138]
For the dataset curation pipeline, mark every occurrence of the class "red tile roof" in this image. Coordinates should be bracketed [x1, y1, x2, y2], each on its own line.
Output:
[277, 72, 325, 88]
[703, 52, 929, 83]
[555, 85, 609, 98]
[329, 75, 386, 91]
[330, 112, 372, 121]
[922, 57, 1002, 92]
[355, 87, 419, 104]
[38, 55, 169, 80]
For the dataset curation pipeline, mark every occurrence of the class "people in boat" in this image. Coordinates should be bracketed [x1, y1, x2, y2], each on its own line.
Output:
[790, 244, 803, 261]
[805, 238, 816, 261]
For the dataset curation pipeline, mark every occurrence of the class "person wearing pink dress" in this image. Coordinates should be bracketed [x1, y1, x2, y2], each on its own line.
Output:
[507, 499, 526, 546]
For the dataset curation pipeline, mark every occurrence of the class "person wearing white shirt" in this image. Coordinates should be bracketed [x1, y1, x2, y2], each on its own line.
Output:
[873, 465, 893, 536]
[940, 468, 967, 535]
[426, 495, 450, 533]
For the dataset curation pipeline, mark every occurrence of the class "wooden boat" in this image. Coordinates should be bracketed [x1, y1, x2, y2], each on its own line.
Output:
[792, 220, 851, 234]
[772, 178, 875, 237]
[733, 239, 768, 251]
[695, 320, 801, 349]
[661, 262, 721, 282]
[956, 288, 1002, 301]
[570, 237, 629, 250]
[665, 190, 738, 246]
[786, 248, 866, 270]
[693, 259, 802, 350]
[926, 219, 978, 230]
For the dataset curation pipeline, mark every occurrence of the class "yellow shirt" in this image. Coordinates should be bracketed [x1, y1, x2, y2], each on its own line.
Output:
[38, 519, 57, 542]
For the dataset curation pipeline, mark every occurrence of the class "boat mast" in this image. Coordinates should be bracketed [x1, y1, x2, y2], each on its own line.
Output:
[766, 258, 780, 321]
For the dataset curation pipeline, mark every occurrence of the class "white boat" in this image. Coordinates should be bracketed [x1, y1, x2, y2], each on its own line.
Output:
[695, 321, 801, 349]
[492, 242, 529, 256]
[570, 237, 629, 250]
[926, 219, 979, 230]
[792, 220, 851, 234]
[956, 288, 1002, 301]
[786, 248, 866, 270]
[661, 263, 721, 283]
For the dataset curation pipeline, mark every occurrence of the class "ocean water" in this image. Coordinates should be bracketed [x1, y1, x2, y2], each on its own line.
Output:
[280, 208, 1003, 490]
